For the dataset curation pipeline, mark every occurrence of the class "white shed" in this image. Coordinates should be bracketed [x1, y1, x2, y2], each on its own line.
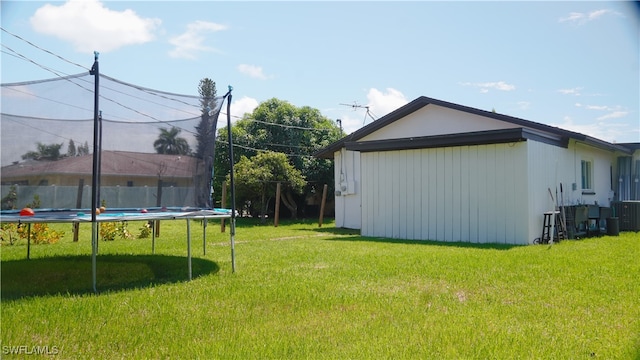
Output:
[315, 97, 638, 245]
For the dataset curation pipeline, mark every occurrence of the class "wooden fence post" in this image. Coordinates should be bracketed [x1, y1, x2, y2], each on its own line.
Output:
[319, 184, 328, 227]
[221, 181, 227, 233]
[274, 182, 281, 227]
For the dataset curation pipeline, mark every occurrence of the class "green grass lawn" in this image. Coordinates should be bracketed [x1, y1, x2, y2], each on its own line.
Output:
[1, 218, 639, 359]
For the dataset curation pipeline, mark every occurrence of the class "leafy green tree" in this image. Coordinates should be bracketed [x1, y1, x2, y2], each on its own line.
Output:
[232, 152, 306, 222]
[153, 127, 191, 155]
[213, 98, 344, 216]
[1, 185, 17, 210]
[22, 142, 64, 160]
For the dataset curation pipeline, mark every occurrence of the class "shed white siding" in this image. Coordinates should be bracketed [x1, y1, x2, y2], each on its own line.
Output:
[320, 97, 633, 245]
[334, 149, 361, 229]
[360, 142, 530, 244]
[360, 104, 520, 142]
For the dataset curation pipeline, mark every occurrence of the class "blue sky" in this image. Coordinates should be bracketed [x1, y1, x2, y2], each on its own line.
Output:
[2, 1, 639, 143]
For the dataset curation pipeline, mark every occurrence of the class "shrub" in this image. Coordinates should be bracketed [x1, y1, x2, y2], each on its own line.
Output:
[138, 222, 152, 239]
[100, 221, 133, 241]
[0, 223, 19, 245]
[9, 223, 64, 245]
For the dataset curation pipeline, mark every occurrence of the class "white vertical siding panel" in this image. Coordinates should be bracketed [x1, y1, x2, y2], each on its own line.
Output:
[442, 147, 452, 241]
[494, 145, 507, 243]
[371, 152, 382, 236]
[361, 152, 368, 235]
[373, 151, 381, 235]
[527, 141, 557, 243]
[413, 150, 423, 240]
[486, 145, 498, 243]
[421, 148, 430, 239]
[359, 141, 533, 244]
[369, 151, 377, 234]
[451, 147, 462, 242]
[436, 148, 445, 240]
[353, 151, 362, 229]
[360, 153, 367, 234]
[503, 144, 518, 242]
[459, 146, 471, 242]
[428, 149, 438, 240]
[399, 151, 409, 239]
[468, 146, 479, 243]
[476, 146, 489, 243]
[381, 151, 390, 237]
[511, 142, 533, 244]
[334, 151, 344, 228]
[391, 151, 400, 238]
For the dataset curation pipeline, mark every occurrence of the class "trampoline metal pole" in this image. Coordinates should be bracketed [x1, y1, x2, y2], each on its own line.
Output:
[151, 221, 156, 254]
[89, 51, 100, 293]
[187, 219, 192, 280]
[203, 218, 207, 256]
[225, 88, 237, 273]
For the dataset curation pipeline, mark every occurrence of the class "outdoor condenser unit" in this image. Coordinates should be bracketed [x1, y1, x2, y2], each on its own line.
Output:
[611, 201, 640, 231]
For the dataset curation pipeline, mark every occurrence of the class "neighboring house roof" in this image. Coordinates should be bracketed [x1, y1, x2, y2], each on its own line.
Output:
[1, 151, 199, 179]
[314, 96, 634, 158]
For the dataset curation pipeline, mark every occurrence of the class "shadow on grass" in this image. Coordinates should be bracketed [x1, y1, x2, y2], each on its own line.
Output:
[1, 254, 219, 301]
[320, 234, 521, 250]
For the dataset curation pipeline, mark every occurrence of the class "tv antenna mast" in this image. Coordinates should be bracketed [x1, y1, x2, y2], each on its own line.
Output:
[340, 102, 377, 125]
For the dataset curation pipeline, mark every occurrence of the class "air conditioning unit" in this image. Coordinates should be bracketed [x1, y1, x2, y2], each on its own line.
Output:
[612, 201, 640, 231]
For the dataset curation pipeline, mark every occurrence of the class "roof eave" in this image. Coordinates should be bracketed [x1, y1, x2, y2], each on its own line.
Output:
[343, 128, 567, 153]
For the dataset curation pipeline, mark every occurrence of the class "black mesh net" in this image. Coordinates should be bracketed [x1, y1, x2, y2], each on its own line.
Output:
[1, 70, 227, 210]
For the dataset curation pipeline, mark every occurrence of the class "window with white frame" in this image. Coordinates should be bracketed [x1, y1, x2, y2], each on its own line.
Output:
[581, 160, 593, 191]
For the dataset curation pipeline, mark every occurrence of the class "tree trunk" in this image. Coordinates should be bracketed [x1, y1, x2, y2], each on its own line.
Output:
[280, 190, 298, 219]
[260, 184, 267, 224]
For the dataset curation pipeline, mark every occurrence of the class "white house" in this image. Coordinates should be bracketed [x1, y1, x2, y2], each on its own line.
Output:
[315, 97, 639, 245]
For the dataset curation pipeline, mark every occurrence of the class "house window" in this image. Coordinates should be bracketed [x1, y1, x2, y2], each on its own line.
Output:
[127, 181, 133, 187]
[581, 160, 593, 191]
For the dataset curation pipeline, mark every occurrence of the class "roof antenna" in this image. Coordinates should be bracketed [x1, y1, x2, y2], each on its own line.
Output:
[340, 101, 377, 125]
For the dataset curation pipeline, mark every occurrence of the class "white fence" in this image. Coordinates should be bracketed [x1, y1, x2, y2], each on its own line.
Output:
[1, 185, 195, 210]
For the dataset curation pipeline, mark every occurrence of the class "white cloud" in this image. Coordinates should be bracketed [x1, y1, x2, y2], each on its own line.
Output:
[237, 64, 269, 80]
[229, 96, 259, 120]
[461, 81, 515, 93]
[585, 105, 610, 111]
[366, 88, 409, 118]
[557, 87, 582, 96]
[168, 21, 228, 59]
[552, 115, 633, 143]
[559, 9, 622, 24]
[338, 88, 409, 134]
[30, 0, 160, 53]
[597, 111, 628, 121]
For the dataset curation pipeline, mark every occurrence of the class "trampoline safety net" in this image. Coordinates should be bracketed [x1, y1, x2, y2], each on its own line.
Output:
[1, 69, 228, 211]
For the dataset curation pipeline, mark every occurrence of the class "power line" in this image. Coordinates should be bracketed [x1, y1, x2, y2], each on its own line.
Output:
[1, 27, 89, 71]
[1, 28, 339, 159]
[3, 29, 335, 134]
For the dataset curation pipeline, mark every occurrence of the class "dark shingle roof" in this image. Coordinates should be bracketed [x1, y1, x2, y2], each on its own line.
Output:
[1, 151, 199, 178]
[314, 96, 634, 158]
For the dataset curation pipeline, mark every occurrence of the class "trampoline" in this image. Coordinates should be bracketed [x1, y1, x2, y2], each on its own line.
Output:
[1, 53, 239, 292]
[1, 207, 232, 283]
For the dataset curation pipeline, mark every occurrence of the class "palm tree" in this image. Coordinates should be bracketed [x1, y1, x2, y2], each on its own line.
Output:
[22, 142, 64, 160]
[153, 127, 191, 155]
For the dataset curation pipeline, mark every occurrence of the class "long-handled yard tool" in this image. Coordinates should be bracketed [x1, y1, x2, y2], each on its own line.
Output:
[559, 183, 568, 238]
